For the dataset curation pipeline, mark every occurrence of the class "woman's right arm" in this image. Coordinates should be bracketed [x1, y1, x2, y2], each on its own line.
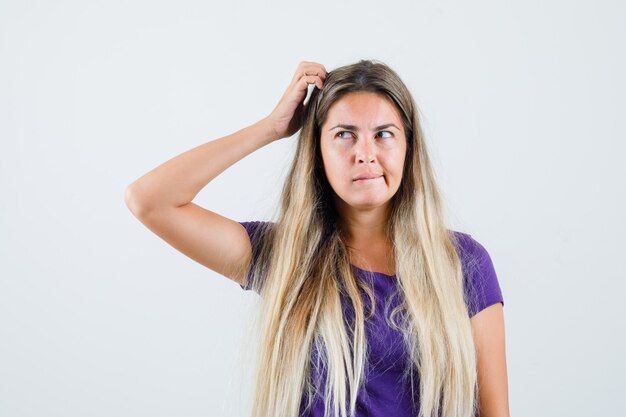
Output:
[124, 61, 327, 286]
[124, 119, 277, 284]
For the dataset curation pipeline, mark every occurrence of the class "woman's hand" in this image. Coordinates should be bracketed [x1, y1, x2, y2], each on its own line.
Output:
[265, 61, 327, 141]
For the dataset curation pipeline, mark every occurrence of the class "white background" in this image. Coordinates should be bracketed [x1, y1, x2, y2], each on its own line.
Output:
[1, 0, 624, 416]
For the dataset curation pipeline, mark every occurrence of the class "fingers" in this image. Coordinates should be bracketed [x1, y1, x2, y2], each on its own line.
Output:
[291, 61, 328, 86]
[298, 75, 324, 90]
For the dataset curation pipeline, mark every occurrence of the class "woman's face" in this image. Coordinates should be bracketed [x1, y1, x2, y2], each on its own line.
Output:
[319, 91, 407, 215]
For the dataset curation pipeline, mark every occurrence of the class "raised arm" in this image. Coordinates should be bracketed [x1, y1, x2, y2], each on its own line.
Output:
[124, 61, 327, 286]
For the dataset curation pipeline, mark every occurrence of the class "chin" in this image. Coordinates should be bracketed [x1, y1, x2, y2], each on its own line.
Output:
[344, 198, 392, 210]
[331, 188, 396, 212]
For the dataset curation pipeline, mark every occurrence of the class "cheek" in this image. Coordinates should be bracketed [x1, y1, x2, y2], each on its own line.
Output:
[321, 147, 344, 175]
[382, 151, 405, 174]
[395, 146, 408, 174]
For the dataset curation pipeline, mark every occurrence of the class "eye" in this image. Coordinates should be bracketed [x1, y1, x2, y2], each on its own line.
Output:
[336, 131, 354, 139]
[377, 131, 393, 139]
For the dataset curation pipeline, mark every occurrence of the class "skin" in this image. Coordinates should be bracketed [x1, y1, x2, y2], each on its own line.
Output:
[471, 302, 510, 417]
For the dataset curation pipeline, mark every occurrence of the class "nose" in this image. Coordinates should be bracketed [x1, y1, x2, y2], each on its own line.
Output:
[355, 138, 376, 164]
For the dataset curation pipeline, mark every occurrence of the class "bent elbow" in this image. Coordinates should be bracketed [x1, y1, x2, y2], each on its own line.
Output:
[124, 185, 151, 218]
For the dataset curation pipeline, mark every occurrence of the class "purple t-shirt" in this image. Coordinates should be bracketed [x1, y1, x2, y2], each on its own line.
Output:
[238, 221, 504, 417]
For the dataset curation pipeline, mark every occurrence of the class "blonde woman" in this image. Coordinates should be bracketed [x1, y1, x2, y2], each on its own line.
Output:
[125, 60, 509, 417]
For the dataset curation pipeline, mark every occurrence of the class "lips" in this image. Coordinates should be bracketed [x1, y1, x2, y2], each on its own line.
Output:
[353, 173, 383, 181]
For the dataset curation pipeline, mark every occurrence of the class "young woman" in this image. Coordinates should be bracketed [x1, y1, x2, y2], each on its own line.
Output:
[125, 60, 509, 417]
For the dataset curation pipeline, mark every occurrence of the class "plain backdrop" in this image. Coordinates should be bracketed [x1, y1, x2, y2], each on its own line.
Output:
[1, 0, 625, 416]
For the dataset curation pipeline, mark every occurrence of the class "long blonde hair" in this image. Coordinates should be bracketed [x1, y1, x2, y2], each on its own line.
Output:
[239, 59, 478, 417]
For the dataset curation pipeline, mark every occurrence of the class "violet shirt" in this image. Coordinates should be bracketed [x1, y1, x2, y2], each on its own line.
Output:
[238, 221, 504, 417]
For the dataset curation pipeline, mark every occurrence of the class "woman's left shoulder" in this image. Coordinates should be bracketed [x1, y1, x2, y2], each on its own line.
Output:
[447, 229, 490, 261]
[446, 229, 505, 317]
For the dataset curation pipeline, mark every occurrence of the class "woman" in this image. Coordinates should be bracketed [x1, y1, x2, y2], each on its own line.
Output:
[125, 60, 509, 417]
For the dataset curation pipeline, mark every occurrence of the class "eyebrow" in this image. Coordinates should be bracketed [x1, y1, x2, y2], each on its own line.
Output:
[328, 123, 401, 132]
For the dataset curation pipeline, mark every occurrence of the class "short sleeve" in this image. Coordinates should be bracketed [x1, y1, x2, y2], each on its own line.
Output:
[238, 221, 270, 293]
[453, 231, 504, 318]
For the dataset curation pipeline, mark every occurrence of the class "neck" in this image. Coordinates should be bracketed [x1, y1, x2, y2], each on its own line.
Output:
[335, 201, 392, 248]
[336, 206, 396, 275]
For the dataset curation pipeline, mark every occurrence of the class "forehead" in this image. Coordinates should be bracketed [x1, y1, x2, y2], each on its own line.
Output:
[322, 91, 403, 129]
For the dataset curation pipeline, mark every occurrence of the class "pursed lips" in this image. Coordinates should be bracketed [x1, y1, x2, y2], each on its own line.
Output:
[353, 174, 383, 182]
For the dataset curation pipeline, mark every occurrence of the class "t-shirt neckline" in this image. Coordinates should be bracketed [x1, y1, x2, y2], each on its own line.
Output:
[350, 264, 396, 278]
